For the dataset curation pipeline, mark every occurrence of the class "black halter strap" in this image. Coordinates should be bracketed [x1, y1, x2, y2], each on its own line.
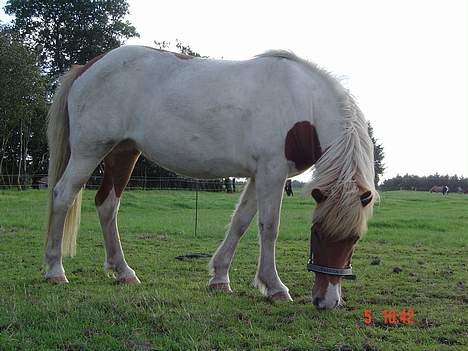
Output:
[307, 228, 356, 280]
[307, 262, 356, 279]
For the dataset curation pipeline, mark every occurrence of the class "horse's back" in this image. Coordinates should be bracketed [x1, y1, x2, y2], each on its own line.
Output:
[66, 46, 309, 178]
[69, 45, 309, 125]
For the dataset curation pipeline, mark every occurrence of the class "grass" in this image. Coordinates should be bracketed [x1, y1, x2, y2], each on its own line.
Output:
[0, 189, 467, 350]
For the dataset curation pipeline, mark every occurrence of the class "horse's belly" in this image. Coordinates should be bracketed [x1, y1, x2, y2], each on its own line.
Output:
[140, 141, 254, 179]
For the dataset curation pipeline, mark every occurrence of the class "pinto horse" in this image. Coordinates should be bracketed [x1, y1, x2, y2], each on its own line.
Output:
[430, 185, 449, 195]
[45, 47, 376, 309]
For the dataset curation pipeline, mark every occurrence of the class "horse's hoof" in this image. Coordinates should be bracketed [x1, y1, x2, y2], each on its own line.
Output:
[119, 275, 141, 284]
[46, 275, 69, 284]
[209, 282, 233, 293]
[270, 291, 293, 301]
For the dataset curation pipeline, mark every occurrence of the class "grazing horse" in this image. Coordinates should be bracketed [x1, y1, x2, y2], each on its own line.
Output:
[45, 47, 376, 309]
[430, 185, 449, 195]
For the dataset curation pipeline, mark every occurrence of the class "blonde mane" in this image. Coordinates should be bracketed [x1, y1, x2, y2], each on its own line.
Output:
[258, 50, 377, 240]
[308, 94, 377, 240]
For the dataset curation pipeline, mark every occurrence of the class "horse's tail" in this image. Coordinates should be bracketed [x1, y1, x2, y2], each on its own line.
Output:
[46, 66, 83, 257]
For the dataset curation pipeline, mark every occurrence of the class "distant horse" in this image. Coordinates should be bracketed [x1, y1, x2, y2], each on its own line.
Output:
[430, 185, 449, 195]
[284, 179, 294, 197]
[44, 47, 376, 310]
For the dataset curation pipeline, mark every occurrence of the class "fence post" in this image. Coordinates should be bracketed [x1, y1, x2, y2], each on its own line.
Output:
[194, 180, 199, 237]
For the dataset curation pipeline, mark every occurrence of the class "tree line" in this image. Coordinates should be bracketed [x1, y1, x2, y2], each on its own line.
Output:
[1, 0, 385, 189]
[1, 0, 138, 186]
[380, 174, 468, 192]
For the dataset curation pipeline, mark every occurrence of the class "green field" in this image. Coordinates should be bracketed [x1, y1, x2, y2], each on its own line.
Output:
[0, 189, 466, 350]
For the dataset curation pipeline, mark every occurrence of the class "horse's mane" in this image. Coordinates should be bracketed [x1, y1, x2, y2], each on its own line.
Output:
[257, 50, 378, 240]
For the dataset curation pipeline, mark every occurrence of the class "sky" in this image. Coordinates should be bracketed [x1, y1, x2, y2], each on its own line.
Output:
[1, 0, 467, 181]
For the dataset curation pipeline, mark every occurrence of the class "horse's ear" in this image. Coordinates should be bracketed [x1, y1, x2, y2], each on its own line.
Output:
[311, 188, 326, 203]
[360, 190, 373, 207]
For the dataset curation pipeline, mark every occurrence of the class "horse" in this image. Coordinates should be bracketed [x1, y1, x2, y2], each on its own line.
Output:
[284, 179, 294, 197]
[44, 46, 376, 310]
[430, 185, 449, 195]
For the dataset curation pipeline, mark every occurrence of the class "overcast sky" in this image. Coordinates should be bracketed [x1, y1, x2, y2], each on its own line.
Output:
[2, 0, 467, 181]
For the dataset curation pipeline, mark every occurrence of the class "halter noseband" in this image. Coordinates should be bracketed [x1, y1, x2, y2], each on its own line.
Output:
[307, 227, 356, 280]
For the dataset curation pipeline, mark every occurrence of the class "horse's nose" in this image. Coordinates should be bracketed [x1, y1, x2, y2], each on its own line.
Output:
[313, 297, 339, 310]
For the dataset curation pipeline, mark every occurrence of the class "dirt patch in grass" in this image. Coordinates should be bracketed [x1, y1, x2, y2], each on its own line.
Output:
[175, 252, 212, 261]
[126, 335, 153, 351]
[137, 232, 175, 240]
[417, 317, 436, 328]
[436, 336, 460, 345]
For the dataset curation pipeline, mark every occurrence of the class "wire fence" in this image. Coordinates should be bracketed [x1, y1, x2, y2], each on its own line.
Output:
[0, 174, 246, 192]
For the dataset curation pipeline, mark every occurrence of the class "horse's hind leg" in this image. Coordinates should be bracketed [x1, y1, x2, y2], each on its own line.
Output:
[95, 143, 141, 283]
[45, 155, 101, 282]
[209, 179, 257, 292]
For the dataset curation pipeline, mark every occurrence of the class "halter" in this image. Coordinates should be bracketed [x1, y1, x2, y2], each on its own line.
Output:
[307, 227, 357, 280]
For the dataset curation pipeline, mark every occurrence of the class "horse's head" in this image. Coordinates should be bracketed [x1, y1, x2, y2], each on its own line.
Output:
[309, 188, 374, 309]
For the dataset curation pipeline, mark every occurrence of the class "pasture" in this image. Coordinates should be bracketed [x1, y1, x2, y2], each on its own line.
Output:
[0, 189, 466, 350]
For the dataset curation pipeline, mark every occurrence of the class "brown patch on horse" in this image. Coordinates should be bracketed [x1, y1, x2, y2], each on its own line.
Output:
[75, 53, 107, 79]
[284, 121, 322, 171]
[95, 165, 114, 207]
[95, 141, 141, 206]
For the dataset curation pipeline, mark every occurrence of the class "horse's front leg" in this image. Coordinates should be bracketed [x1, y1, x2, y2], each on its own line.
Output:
[209, 179, 257, 291]
[254, 166, 292, 301]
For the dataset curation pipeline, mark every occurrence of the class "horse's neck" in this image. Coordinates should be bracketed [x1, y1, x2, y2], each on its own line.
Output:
[306, 74, 346, 150]
[315, 114, 343, 150]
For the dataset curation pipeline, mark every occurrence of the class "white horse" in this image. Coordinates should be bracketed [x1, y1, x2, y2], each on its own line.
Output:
[45, 46, 376, 309]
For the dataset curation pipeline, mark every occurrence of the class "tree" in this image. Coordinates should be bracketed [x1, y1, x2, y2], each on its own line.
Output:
[2, 0, 138, 186]
[4, 0, 139, 78]
[368, 121, 385, 187]
[380, 174, 468, 192]
[0, 26, 47, 185]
